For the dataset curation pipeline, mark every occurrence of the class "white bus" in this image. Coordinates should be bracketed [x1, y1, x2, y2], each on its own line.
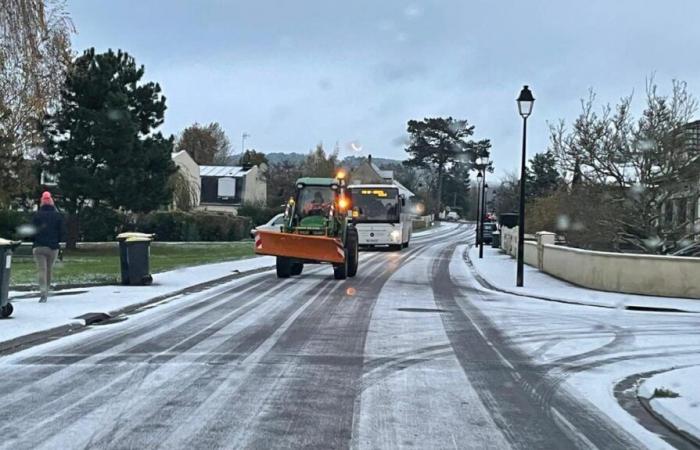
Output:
[348, 184, 412, 250]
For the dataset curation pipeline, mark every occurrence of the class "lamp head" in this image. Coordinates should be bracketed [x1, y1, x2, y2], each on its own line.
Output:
[517, 85, 535, 118]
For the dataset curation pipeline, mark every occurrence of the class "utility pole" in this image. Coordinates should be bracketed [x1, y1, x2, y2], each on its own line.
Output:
[241, 132, 250, 156]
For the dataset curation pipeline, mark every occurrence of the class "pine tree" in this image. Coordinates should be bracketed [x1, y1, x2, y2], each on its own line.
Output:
[43, 48, 175, 243]
[404, 117, 488, 214]
[525, 151, 562, 200]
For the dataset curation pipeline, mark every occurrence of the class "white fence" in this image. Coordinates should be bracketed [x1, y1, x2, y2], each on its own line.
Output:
[499, 227, 700, 299]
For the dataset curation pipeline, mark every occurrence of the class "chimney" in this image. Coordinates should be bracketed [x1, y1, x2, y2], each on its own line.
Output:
[368, 154, 372, 164]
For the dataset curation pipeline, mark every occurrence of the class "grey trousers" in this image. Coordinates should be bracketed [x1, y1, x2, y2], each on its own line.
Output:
[33, 247, 59, 297]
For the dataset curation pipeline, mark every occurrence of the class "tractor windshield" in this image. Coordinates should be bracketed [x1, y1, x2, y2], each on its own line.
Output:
[297, 186, 334, 219]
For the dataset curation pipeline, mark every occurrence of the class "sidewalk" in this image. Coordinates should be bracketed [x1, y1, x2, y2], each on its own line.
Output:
[2, 256, 275, 348]
[638, 366, 700, 445]
[468, 246, 700, 313]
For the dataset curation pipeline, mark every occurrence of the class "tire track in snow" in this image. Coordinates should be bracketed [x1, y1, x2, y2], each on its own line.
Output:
[431, 245, 642, 450]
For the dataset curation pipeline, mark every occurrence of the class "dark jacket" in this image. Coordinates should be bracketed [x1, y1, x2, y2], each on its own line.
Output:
[32, 205, 65, 250]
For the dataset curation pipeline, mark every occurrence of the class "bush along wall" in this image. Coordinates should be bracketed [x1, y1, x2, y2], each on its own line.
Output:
[236, 202, 282, 226]
[134, 211, 251, 242]
[79, 206, 128, 242]
[0, 207, 252, 242]
[0, 210, 32, 239]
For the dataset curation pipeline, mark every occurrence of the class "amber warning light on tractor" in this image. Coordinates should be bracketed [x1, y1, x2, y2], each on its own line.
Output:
[336, 169, 346, 180]
[338, 196, 350, 211]
[360, 189, 389, 198]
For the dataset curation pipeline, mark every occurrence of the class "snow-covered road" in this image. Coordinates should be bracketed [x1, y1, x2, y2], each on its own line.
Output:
[0, 223, 696, 449]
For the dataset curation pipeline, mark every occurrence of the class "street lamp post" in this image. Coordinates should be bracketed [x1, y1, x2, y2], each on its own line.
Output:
[516, 85, 535, 287]
[479, 180, 488, 258]
[476, 172, 483, 247]
[473, 156, 490, 257]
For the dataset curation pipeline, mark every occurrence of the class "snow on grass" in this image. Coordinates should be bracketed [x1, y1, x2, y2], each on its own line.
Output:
[10, 242, 256, 287]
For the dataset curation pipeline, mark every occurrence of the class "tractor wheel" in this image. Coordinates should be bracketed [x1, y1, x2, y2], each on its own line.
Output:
[276, 257, 292, 278]
[291, 262, 304, 276]
[0, 302, 13, 318]
[347, 228, 359, 277]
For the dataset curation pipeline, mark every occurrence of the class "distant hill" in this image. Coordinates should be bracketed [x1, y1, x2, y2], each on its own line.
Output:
[230, 151, 404, 168]
[340, 155, 403, 169]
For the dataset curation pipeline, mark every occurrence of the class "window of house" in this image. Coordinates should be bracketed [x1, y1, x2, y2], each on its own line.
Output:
[664, 202, 673, 225]
[678, 198, 688, 225]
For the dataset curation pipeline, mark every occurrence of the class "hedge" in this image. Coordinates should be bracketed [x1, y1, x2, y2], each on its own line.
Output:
[236, 202, 282, 226]
[0, 210, 31, 240]
[133, 211, 251, 242]
[133, 211, 249, 241]
[0, 208, 252, 242]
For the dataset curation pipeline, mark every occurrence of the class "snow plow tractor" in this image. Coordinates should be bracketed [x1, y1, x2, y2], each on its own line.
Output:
[254, 172, 359, 280]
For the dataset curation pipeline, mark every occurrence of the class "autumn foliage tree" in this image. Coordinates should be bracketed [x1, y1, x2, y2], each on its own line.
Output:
[0, 0, 73, 206]
[175, 122, 231, 165]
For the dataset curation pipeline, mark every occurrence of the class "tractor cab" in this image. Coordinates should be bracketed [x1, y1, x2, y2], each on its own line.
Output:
[284, 176, 350, 236]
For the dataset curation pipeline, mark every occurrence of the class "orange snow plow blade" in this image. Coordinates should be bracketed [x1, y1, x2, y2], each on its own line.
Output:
[255, 230, 345, 264]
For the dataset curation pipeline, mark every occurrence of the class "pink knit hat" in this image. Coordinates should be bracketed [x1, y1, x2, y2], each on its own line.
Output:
[40, 191, 54, 206]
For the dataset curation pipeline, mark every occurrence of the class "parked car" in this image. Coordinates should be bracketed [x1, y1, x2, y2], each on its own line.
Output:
[476, 222, 497, 244]
[446, 211, 460, 221]
[250, 213, 285, 239]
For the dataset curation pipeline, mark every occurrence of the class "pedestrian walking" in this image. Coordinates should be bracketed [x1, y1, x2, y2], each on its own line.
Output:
[32, 191, 65, 303]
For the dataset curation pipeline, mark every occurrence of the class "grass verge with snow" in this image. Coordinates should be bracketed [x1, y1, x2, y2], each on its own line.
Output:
[10, 241, 255, 287]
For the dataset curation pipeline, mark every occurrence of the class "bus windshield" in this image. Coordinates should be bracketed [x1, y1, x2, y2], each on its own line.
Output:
[350, 187, 400, 222]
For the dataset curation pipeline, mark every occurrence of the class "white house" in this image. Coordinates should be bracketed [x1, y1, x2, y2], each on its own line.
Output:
[171, 153, 267, 214]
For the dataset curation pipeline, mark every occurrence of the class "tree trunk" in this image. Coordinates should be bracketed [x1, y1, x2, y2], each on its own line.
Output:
[435, 164, 444, 215]
[65, 213, 79, 249]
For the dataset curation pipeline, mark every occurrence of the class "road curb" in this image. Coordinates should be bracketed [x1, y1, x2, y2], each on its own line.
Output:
[636, 371, 700, 448]
[463, 248, 696, 314]
[0, 265, 275, 356]
[462, 247, 615, 310]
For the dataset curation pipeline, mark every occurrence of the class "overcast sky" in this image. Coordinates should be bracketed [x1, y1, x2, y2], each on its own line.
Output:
[69, 0, 700, 179]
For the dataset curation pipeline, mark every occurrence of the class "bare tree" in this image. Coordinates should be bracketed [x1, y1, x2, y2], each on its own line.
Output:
[550, 78, 699, 252]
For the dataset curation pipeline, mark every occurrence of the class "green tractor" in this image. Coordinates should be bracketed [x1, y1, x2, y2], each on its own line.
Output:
[255, 174, 359, 280]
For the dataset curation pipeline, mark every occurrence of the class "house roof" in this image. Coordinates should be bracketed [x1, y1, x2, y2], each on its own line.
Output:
[200, 165, 251, 177]
[297, 177, 337, 186]
[369, 161, 393, 180]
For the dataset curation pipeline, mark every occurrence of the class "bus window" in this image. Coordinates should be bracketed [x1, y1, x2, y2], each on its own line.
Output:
[350, 188, 400, 222]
